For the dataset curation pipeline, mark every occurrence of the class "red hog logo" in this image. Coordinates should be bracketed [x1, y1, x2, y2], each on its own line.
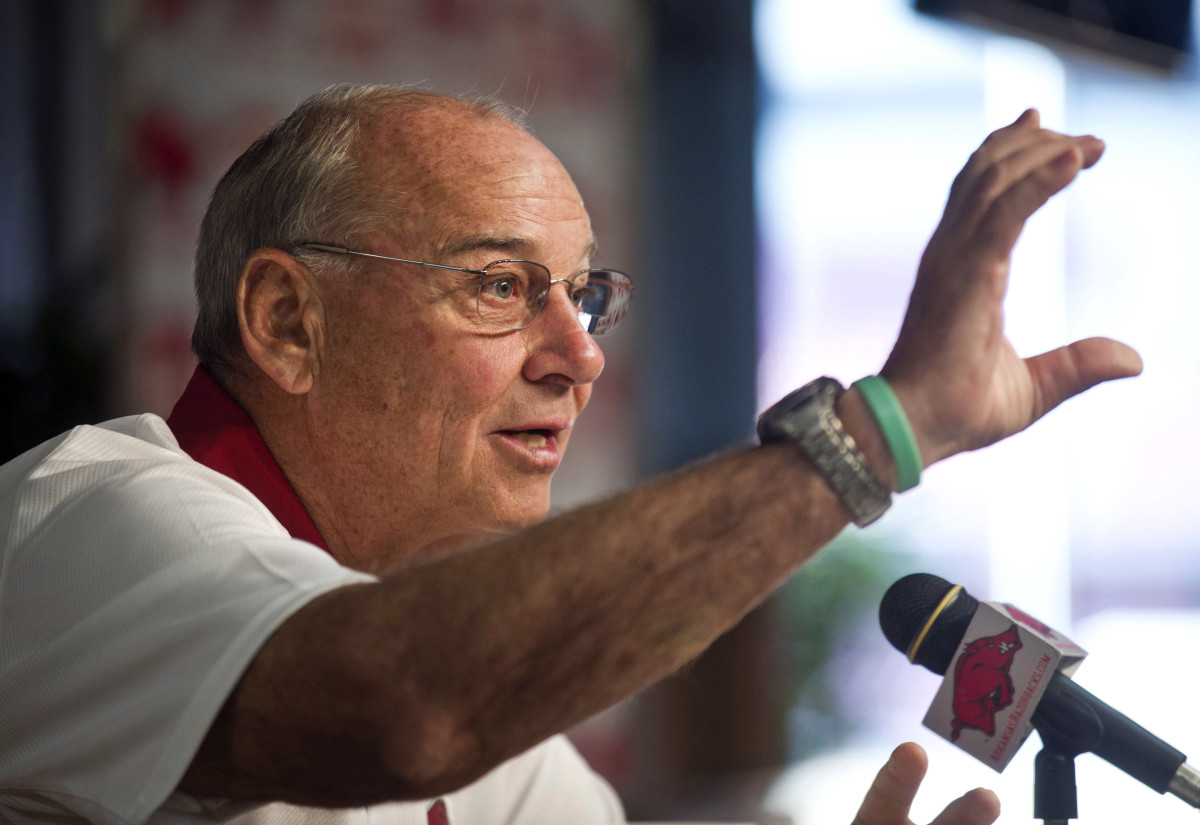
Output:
[950, 624, 1022, 741]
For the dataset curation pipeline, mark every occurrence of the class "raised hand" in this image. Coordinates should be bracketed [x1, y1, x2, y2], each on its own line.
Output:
[852, 743, 1000, 825]
[882, 109, 1142, 467]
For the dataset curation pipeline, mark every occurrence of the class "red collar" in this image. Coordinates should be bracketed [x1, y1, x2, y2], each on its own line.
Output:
[166, 366, 328, 552]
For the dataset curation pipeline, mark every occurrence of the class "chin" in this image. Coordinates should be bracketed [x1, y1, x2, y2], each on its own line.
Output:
[500, 504, 552, 531]
[492, 492, 553, 531]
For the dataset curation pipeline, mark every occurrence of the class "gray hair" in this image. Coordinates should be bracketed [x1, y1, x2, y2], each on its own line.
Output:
[191, 83, 529, 372]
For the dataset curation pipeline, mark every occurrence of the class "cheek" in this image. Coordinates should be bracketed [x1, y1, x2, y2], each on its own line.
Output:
[323, 288, 526, 445]
[401, 335, 525, 435]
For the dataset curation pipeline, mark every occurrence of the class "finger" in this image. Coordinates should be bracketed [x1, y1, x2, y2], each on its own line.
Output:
[977, 114, 1062, 168]
[972, 133, 1097, 219]
[851, 742, 927, 825]
[950, 122, 1052, 208]
[969, 138, 1101, 255]
[1077, 134, 1105, 168]
[982, 126, 1098, 170]
[928, 788, 1001, 825]
[947, 136, 1070, 229]
[999, 134, 1104, 197]
[1025, 336, 1143, 422]
[980, 108, 1041, 153]
[976, 110, 1097, 168]
[950, 114, 1102, 218]
[967, 110, 1068, 180]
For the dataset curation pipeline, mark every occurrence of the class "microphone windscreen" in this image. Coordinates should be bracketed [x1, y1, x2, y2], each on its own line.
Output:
[879, 573, 979, 675]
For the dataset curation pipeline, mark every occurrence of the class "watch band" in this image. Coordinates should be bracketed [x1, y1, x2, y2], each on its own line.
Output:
[756, 377, 892, 527]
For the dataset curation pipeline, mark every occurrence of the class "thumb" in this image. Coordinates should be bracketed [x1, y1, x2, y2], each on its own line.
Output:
[928, 788, 1001, 825]
[1025, 336, 1142, 422]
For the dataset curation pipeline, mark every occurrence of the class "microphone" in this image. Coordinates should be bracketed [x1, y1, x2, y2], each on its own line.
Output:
[879, 573, 1200, 809]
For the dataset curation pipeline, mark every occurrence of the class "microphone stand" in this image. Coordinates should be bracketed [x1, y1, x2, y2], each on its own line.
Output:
[1028, 672, 1200, 820]
[1033, 740, 1080, 825]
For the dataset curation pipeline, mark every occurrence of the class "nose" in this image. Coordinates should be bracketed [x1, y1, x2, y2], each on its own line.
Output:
[522, 282, 605, 387]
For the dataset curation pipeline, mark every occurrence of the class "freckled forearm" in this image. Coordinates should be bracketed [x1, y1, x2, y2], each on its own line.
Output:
[185, 439, 862, 803]
[374, 442, 855, 772]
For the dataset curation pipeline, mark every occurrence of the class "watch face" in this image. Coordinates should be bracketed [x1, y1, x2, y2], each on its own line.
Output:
[758, 378, 839, 443]
[755, 377, 891, 526]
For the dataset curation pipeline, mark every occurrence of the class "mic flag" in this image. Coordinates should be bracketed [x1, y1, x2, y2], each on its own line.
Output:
[881, 573, 1200, 810]
[880, 572, 1088, 770]
[917, 587, 1086, 771]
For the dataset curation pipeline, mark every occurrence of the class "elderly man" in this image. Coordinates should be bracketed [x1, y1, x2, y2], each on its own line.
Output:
[0, 84, 1140, 824]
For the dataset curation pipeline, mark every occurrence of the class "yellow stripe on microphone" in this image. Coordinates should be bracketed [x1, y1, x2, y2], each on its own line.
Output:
[907, 584, 963, 663]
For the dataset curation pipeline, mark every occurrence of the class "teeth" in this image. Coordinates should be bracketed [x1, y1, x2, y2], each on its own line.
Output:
[513, 432, 548, 449]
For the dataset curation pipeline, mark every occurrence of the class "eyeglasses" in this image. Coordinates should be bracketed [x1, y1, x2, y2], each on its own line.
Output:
[295, 242, 634, 336]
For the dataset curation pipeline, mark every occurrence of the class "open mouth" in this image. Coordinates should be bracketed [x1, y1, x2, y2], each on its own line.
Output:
[506, 429, 552, 449]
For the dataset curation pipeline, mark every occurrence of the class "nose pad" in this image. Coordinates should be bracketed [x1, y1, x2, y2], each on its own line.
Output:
[539, 279, 582, 327]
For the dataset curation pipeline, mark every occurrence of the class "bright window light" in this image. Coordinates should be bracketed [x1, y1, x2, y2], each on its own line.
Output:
[756, 1, 1200, 822]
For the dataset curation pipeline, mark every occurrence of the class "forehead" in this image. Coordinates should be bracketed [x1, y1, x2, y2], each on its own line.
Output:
[359, 102, 593, 262]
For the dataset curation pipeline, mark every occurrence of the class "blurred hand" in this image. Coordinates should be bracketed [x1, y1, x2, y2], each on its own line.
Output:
[852, 742, 1000, 825]
[882, 108, 1142, 467]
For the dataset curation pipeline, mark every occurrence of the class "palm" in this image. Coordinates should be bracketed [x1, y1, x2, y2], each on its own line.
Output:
[880, 110, 1140, 467]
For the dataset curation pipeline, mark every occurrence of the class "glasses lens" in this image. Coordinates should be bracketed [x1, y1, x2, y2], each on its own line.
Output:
[577, 270, 633, 335]
[477, 261, 551, 329]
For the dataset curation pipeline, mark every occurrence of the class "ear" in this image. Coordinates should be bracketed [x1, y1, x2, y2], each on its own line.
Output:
[236, 249, 323, 395]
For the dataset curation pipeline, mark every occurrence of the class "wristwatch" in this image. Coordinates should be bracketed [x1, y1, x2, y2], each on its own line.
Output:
[756, 377, 891, 527]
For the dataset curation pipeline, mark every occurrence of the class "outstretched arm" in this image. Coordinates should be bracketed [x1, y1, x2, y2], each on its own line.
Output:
[181, 111, 1140, 805]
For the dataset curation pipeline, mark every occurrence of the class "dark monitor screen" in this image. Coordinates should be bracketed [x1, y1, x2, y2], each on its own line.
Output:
[914, 0, 1193, 70]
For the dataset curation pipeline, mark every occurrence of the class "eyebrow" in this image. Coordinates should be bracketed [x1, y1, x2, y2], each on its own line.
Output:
[439, 233, 599, 265]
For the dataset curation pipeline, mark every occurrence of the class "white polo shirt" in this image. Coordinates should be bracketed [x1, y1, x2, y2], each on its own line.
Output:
[0, 368, 623, 825]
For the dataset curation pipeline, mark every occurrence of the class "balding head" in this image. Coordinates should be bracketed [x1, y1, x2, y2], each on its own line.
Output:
[191, 84, 531, 375]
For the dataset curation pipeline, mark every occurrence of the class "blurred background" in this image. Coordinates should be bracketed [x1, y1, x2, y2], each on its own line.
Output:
[3, 0, 1200, 822]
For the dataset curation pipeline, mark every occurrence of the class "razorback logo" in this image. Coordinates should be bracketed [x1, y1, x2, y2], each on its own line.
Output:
[1004, 604, 1055, 638]
[950, 624, 1022, 741]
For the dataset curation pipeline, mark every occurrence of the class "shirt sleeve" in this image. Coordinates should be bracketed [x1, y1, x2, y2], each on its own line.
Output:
[441, 735, 626, 824]
[0, 418, 375, 825]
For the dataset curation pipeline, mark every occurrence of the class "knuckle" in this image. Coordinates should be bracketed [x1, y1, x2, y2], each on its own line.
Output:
[958, 163, 1007, 219]
[976, 162, 1005, 199]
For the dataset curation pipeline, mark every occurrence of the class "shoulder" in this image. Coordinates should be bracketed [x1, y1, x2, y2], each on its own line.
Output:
[0, 412, 371, 642]
[443, 735, 625, 823]
[2, 413, 290, 549]
[1, 414, 181, 485]
[0, 410, 368, 625]
[0, 418, 373, 824]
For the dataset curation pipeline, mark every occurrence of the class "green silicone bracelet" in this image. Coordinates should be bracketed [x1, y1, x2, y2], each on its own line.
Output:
[851, 376, 922, 493]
